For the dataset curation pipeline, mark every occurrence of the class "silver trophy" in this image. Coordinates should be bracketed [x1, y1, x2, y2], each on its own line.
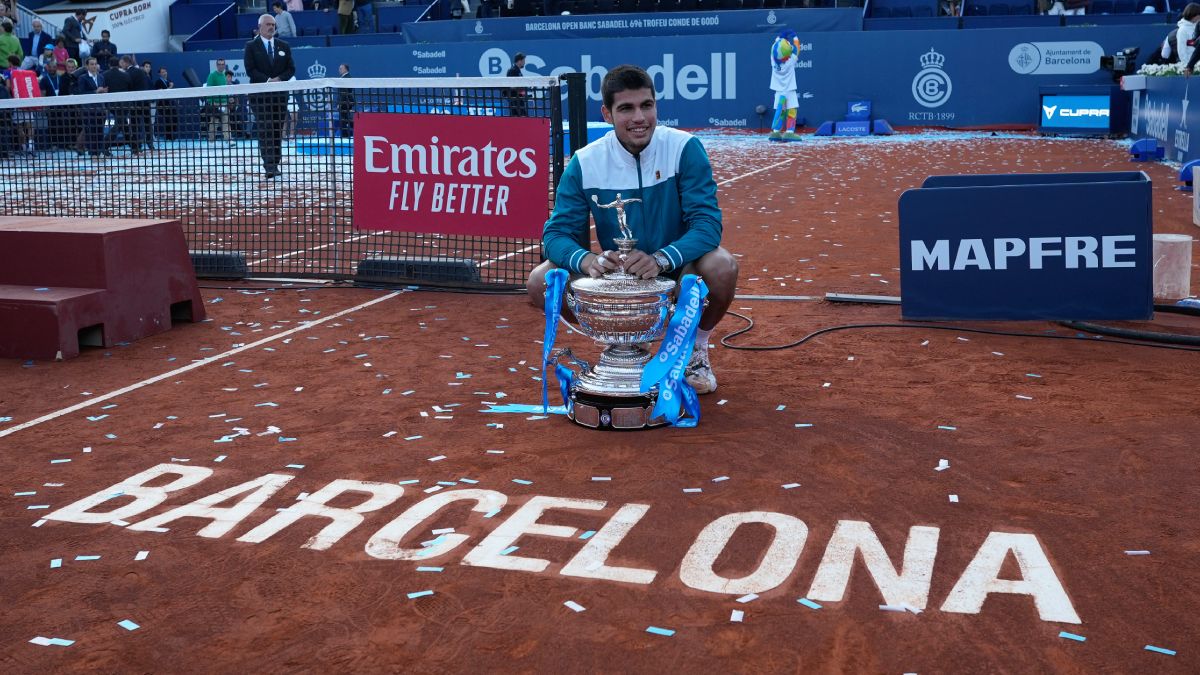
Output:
[553, 194, 679, 430]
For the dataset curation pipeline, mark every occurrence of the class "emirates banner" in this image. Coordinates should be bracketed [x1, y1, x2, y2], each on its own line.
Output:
[352, 113, 549, 238]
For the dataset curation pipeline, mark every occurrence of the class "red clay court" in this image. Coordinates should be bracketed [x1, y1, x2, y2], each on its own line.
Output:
[1, 132, 1198, 672]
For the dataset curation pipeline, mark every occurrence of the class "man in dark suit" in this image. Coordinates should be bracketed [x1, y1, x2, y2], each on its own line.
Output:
[337, 62, 354, 138]
[61, 10, 87, 63]
[128, 55, 151, 151]
[153, 65, 176, 141]
[103, 55, 135, 154]
[75, 57, 110, 157]
[28, 20, 53, 60]
[243, 13, 295, 179]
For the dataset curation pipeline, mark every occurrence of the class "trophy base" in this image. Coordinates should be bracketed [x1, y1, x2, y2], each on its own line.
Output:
[568, 390, 667, 431]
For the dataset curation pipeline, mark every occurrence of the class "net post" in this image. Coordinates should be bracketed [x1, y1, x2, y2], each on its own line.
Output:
[562, 72, 589, 161]
[550, 78, 566, 191]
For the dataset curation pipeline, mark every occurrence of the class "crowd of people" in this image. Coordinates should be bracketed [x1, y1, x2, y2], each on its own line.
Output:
[0, 10, 185, 158]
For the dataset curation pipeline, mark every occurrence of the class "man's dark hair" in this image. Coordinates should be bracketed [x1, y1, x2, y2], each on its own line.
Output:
[601, 65, 654, 110]
[7, 54, 19, 67]
[1, 21, 12, 34]
[101, 30, 110, 38]
[513, 52, 525, 62]
[273, 1, 285, 8]
[1185, 2, 1200, 21]
[142, 60, 151, 67]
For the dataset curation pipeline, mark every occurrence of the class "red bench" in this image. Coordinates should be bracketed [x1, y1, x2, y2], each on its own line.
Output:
[0, 218, 207, 360]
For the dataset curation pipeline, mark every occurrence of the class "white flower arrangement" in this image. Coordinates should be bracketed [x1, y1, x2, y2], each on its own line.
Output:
[1137, 62, 1195, 76]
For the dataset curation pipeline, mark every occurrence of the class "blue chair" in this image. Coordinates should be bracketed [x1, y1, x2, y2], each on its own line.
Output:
[966, 3, 987, 14]
[912, 3, 934, 15]
[872, 5, 892, 16]
[988, 1, 1009, 13]
[1113, 0, 1136, 12]
[1091, 0, 1113, 12]
[891, 4, 913, 15]
[1009, 2, 1032, 13]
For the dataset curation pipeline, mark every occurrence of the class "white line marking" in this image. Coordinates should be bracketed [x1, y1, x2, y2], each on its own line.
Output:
[0, 291, 404, 439]
[717, 159, 796, 187]
[248, 234, 377, 266]
[479, 243, 540, 268]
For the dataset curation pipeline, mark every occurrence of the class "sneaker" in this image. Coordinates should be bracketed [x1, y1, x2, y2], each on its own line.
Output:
[782, 131, 802, 142]
[684, 350, 717, 395]
[767, 131, 783, 141]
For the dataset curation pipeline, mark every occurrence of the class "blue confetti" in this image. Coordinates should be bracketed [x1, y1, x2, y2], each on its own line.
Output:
[500, 545, 519, 556]
[645, 626, 675, 637]
[579, 530, 597, 540]
[117, 620, 140, 631]
[1058, 631, 1086, 642]
[407, 590, 434, 599]
[797, 598, 822, 610]
[512, 479, 533, 485]
[1144, 645, 1176, 656]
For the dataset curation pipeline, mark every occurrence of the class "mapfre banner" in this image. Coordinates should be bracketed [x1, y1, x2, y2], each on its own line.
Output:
[353, 113, 549, 238]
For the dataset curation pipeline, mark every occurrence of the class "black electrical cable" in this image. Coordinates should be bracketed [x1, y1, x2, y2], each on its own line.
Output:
[720, 312, 1200, 353]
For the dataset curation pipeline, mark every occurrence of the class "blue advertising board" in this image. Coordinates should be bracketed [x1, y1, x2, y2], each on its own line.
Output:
[898, 172, 1153, 320]
[1128, 75, 1200, 164]
[145, 24, 1167, 130]
[1040, 95, 1112, 129]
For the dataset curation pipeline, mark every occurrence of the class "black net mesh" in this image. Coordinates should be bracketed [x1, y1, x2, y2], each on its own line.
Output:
[0, 74, 565, 289]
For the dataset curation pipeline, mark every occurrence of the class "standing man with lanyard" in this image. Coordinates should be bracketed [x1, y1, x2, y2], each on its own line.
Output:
[527, 65, 738, 395]
[244, 13, 295, 179]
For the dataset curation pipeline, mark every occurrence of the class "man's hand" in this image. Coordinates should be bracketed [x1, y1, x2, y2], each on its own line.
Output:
[584, 250, 660, 279]
[620, 249, 660, 279]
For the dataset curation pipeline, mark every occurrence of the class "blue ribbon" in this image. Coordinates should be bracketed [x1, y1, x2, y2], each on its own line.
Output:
[640, 275, 707, 427]
[541, 269, 568, 413]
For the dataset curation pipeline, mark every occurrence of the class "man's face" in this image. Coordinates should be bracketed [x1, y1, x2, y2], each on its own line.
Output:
[32, 21, 42, 33]
[602, 87, 657, 156]
[515, 57, 525, 69]
[142, 63, 151, 74]
[86, 60, 98, 74]
[259, 17, 276, 39]
[339, 64, 348, 75]
[216, 60, 226, 72]
[159, 68, 167, 78]
[101, 32, 110, 41]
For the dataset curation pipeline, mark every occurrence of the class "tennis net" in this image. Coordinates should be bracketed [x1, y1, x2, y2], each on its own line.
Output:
[0, 73, 569, 289]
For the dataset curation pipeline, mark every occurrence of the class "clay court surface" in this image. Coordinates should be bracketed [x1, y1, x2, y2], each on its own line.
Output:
[2, 133, 1198, 672]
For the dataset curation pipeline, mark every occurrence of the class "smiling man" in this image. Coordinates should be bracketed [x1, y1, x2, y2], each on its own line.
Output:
[527, 64, 738, 394]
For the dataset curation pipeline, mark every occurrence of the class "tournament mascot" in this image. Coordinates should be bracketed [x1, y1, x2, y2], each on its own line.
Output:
[768, 30, 802, 142]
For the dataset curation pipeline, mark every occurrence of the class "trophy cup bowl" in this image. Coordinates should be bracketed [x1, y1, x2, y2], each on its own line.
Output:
[557, 237, 678, 430]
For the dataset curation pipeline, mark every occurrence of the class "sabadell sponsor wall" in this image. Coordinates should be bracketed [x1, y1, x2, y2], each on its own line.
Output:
[146, 24, 1167, 128]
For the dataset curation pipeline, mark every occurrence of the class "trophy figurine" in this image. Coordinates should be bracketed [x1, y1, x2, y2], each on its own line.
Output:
[552, 194, 680, 430]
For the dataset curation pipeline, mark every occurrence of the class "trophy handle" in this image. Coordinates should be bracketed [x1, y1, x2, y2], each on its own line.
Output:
[553, 347, 591, 376]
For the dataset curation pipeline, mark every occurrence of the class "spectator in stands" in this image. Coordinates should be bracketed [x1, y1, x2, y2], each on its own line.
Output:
[477, 0, 496, 17]
[287, 0, 304, 11]
[244, 12, 296, 178]
[273, 2, 298, 38]
[0, 1, 15, 23]
[356, 0, 374, 32]
[1177, 4, 1200, 71]
[6, 53, 39, 156]
[62, 10, 88, 63]
[93, 31, 118, 73]
[154, 66, 176, 141]
[205, 58, 234, 145]
[0, 20, 21, 65]
[528, 64, 737, 395]
[53, 38, 68, 66]
[337, 62, 353, 137]
[41, 61, 73, 150]
[29, 20, 54, 61]
[506, 52, 527, 117]
[338, 0, 356, 34]
[76, 57, 110, 157]
[939, 0, 963, 15]
[1047, 0, 1087, 14]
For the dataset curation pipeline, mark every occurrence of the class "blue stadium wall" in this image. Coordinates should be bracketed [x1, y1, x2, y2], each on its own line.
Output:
[144, 24, 1168, 129]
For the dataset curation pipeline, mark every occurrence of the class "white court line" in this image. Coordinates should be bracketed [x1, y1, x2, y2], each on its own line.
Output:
[0, 291, 404, 439]
[480, 243, 541, 268]
[248, 233, 377, 266]
[716, 158, 796, 187]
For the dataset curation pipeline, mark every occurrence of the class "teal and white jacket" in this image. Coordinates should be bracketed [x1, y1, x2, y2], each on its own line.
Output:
[542, 126, 722, 274]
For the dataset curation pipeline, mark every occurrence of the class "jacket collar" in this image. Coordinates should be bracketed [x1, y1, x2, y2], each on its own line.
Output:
[605, 127, 657, 168]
